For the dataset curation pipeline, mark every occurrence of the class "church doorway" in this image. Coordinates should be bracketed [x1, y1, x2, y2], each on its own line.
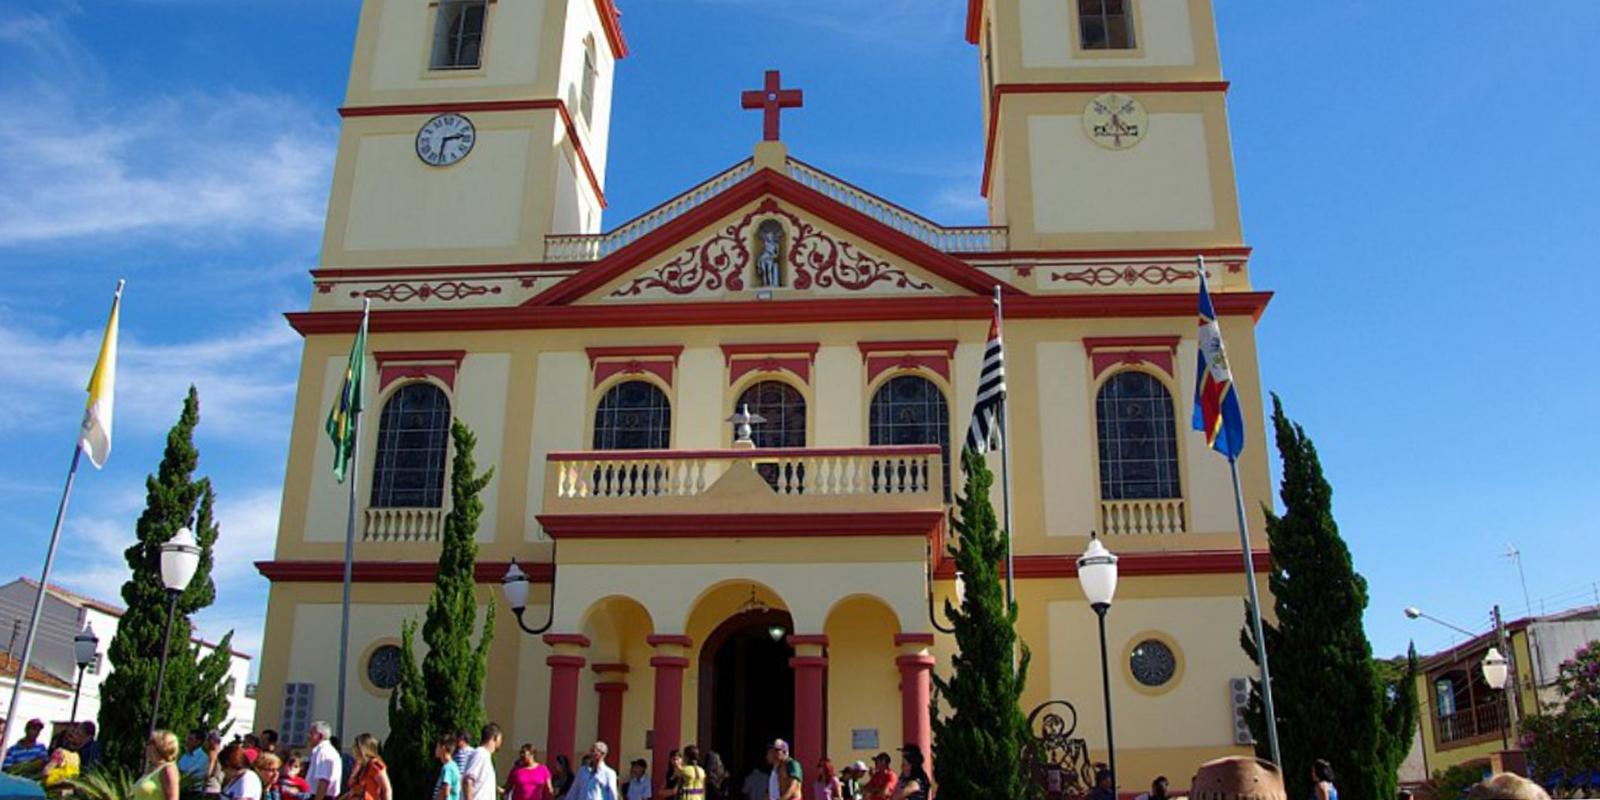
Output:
[697, 609, 795, 786]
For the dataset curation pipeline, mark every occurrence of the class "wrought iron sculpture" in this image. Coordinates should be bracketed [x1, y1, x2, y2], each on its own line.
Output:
[1023, 700, 1096, 800]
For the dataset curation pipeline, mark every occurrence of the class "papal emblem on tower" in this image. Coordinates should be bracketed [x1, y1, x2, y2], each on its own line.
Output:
[1082, 92, 1148, 150]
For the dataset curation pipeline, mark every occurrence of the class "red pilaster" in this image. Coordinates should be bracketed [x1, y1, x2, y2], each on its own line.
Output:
[648, 635, 692, 793]
[895, 633, 936, 776]
[543, 633, 591, 767]
[790, 634, 829, 800]
[592, 663, 629, 769]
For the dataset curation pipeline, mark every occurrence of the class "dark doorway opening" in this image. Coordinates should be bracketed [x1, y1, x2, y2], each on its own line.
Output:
[698, 609, 794, 787]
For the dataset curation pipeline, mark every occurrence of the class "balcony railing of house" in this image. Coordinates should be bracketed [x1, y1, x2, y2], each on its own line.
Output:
[544, 160, 756, 262]
[1435, 703, 1507, 746]
[784, 159, 1008, 253]
[363, 506, 446, 542]
[1100, 498, 1188, 536]
[543, 445, 943, 512]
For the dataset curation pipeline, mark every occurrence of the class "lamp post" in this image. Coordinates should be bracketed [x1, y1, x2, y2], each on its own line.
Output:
[501, 559, 555, 635]
[1077, 535, 1119, 793]
[150, 527, 200, 737]
[1404, 606, 1479, 639]
[1482, 647, 1510, 751]
[70, 622, 98, 722]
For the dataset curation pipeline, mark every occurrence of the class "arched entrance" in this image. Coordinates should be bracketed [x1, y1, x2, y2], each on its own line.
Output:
[697, 608, 795, 785]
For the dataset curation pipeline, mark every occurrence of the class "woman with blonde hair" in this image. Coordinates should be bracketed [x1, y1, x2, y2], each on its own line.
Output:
[342, 734, 391, 800]
[254, 753, 284, 800]
[136, 731, 183, 800]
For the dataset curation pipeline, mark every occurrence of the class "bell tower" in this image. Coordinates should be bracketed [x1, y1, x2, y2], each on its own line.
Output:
[319, 0, 627, 270]
[969, 0, 1243, 252]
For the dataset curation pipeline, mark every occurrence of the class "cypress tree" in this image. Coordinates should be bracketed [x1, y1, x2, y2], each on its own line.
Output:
[931, 450, 1035, 800]
[98, 387, 235, 770]
[384, 419, 495, 798]
[1241, 395, 1418, 800]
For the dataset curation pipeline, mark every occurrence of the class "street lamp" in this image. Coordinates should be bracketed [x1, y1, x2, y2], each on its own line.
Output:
[1482, 647, 1510, 750]
[1404, 606, 1479, 639]
[502, 559, 556, 635]
[1077, 534, 1119, 793]
[150, 527, 200, 736]
[71, 622, 98, 722]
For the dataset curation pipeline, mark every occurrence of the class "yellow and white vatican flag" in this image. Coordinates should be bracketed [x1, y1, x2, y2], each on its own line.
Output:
[79, 280, 124, 469]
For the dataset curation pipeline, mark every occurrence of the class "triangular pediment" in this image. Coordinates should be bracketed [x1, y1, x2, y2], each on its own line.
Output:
[528, 167, 1014, 307]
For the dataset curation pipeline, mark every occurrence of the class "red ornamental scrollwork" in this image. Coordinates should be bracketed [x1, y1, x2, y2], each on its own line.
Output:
[353, 281, 502, 302]
[610, 220, 749, 297]
[759, 202, 932, 292]
[1050, 264, 1201, 287]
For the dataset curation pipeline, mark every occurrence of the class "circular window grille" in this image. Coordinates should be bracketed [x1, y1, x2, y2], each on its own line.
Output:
[366, 644, 403, 691]
[1129, 639, 1177, 687]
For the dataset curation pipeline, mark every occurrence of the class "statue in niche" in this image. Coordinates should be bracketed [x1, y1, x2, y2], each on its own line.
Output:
[755, 219, 784, 288]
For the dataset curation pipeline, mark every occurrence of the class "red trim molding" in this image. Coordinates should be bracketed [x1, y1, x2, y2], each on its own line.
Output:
[254, 560, 551, 583]
[593, 0, 628, 60]
[537, 511, 946, 540]
[647, 634, 694, 648]
[1083, 335, 1180, 379]
[721, 342, 819, 385]
[933, 549, 1271, 579]
[544, 633, 592, 648]
[859, 339, 958, 383]
[894, 633, 936, 647]
[287, 291, 1273, 336]
[787, 634, 829, 647]
[587, 345, 684, 388]
[374, 349, 467, 391]
[981, 81, 1229, 197]
[339, 98, 606, 208]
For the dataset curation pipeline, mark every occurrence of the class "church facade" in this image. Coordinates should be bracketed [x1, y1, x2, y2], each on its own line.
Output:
[255, 0, 1276, 792]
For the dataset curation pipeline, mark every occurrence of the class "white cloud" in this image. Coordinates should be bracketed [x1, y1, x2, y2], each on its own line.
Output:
[0, 11, 335, 246]
[0, 315, 300, 442]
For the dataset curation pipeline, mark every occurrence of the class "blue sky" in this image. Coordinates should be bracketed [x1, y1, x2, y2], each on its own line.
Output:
[1, 0, 1596, 672]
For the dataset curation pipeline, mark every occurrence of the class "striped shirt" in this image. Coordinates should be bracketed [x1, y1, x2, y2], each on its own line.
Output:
[3, 742, 48, 769]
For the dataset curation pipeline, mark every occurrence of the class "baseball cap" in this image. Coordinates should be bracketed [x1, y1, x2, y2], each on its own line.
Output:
[768, 739, 789, 754]
[851, 761, 868, 773]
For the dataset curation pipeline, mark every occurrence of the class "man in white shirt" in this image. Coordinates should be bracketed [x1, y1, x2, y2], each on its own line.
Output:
[460, 723, 503, 800]
[566, 742, 618, 800]
[306, 721, 343, 800]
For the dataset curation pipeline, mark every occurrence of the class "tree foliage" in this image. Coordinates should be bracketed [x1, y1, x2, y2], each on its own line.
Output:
[98, 388, 235, 771]
[1240, 395, 1417, 800]
[384, 419, 495, 799]
[931, 450, 1036, 800]
[1523, 640, 1600, 791]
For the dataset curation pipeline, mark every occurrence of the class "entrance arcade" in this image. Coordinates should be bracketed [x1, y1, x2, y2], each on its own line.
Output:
[699, 609, 797, 784]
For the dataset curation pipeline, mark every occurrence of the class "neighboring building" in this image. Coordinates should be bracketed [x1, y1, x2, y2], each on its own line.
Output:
[1412, 604, 1600, 781]
[0, 578, 256, 739]
[259, 0, 1276, 792]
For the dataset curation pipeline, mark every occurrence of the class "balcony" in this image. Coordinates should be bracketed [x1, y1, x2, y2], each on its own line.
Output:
[1436, 703, 1508, 747]
[363, 506, 446, 542]
[541, 445, 944, 519]
[1099, 498, 1187, 536]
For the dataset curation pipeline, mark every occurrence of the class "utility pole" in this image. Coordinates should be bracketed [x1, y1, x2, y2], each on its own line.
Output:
[1493, 605, 1521, 741]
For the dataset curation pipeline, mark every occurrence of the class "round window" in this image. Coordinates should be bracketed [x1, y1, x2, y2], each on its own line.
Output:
[366, 644, 403, 691]
[1129, 639, 1177, 687]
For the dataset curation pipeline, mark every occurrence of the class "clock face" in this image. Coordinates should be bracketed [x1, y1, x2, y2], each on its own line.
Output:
[1082, 93, 1148, 150]
[415, 113, 475, 167]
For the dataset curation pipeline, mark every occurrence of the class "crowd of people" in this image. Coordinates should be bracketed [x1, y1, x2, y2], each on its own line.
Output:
[0, 718, 1557, 800]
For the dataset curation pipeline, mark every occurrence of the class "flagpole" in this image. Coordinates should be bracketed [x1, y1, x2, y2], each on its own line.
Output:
[335, 299, 369, 743]
[992, 285, 1017, 607]
[3, 444, 84, 744]
[1230, 454, 1282, 767]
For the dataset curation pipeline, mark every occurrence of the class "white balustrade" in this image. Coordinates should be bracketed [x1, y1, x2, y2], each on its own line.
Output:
[544, 160, 757, 262]
[784, 159, 1008, 253]
[363, 506, 446, 542]
[1099, 499, 1187, 536]
[547, 446, 942, 502]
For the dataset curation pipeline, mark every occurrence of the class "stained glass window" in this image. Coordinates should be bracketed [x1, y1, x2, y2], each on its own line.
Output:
[367, 645, 403, 691]
[868, 375, 951, 497]
[593, 380, 672, 450]
[370, 383, 451, 508]
[1096, 371, 1181, 500]
[737, 380, 807, 448]
[1130, 639, 1177, 687]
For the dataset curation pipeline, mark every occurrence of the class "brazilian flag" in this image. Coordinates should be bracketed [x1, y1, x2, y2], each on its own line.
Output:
[325, 309, 368, 482]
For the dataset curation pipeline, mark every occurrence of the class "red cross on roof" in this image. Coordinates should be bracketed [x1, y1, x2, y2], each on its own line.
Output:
[740, 69, 803, 142]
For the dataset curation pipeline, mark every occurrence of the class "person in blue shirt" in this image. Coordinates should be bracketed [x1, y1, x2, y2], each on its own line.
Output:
[3, 719, 48, 770]
[433, 735, 462, 800]
[566, 742, 618, 800]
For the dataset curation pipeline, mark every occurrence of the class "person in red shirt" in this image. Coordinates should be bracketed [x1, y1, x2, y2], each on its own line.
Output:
[279, 754, 312, 800]
[861, 753, 896, 800]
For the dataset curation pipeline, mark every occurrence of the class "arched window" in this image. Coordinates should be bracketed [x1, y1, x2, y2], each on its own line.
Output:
[1095, 371, 1180, 500]
[593, 380, 671, 450]
[868, 375, 951, 497]
[580, 36, 598, 127]
[736, 380, 806, 448]
[370, 383, 451, 508]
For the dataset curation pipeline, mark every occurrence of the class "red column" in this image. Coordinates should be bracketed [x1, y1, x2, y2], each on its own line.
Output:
[648, 635, 692, 793]
[592, 663, 629, 770]
[790, 635, 829, 800]
[895, 634, 936, 774]
[543, 633, 590, 768]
